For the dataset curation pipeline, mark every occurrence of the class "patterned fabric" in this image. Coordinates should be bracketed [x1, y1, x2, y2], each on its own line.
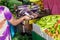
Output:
[43, 0, 60, 15]
[0, 6, 12, 40]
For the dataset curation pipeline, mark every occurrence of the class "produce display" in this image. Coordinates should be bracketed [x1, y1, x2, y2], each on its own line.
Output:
[36, 15, 60, 40]
[15, 5, 40, 19]
[29, 0, 39, 3]
[29, 0, 43, 10]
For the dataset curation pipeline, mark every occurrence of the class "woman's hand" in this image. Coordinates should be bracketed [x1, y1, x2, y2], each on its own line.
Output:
[32, 13, 38, 18]
[23, 16, 31, 20]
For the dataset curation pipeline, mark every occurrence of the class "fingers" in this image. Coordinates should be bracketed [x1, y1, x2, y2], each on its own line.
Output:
[32, 13, 38, 18]
[24, 16, 31, 20]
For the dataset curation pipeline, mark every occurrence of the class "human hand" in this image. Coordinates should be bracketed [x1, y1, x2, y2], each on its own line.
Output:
[23, 16, 31, 20]
[32, 13, 38, 18]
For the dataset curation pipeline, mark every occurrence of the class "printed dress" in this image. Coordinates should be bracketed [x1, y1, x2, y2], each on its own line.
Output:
[0, 6, 12, 40]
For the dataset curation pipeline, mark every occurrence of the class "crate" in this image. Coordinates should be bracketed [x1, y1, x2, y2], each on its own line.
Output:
[32, 24, 54, 40]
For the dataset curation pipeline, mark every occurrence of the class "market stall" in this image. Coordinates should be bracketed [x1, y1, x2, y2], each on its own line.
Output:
[1, 0, 58, 40]
[13, 0, 50, 40]
[35, 15, 60, 40]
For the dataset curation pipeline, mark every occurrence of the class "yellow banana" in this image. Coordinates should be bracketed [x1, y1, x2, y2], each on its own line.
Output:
[29, 0, 39, 2]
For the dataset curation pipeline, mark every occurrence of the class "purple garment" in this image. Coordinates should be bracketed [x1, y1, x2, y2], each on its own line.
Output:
[43, 0, 60, 15]
[0, 6, 4, 11]
[0, 6, 12, 40]
[0, 26, 10, 40]
[0, 6, 4, 13]
[4, 12, 12, 20]
[4, 8, 12, 20]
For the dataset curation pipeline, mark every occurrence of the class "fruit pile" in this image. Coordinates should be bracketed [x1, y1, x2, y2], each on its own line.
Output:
[36, 15, 60, 40]
[16, 5, 40, 19]
[29, 0, 39, 3]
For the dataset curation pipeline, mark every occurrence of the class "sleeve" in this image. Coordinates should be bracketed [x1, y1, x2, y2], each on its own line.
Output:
[4, 6, 12, 20]
[43, 0, 49, 9]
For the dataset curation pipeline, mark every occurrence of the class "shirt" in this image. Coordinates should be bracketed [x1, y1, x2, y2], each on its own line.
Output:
[0, 6, 12, 40]
[43, 0, 60, 15]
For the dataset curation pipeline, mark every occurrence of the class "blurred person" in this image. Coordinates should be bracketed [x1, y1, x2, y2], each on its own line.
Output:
[43, 0, 60, 15]
[0, 6, 31, 40]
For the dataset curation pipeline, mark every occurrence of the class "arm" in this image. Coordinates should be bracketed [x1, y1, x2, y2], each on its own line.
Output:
[38, 9, 51, 18]
[31, 9, 50, 18]
[9, 16, 30, 26]
[4, 6, 30, 26]
[35, 0, 51, 18]
[42, 0, 51, 15]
